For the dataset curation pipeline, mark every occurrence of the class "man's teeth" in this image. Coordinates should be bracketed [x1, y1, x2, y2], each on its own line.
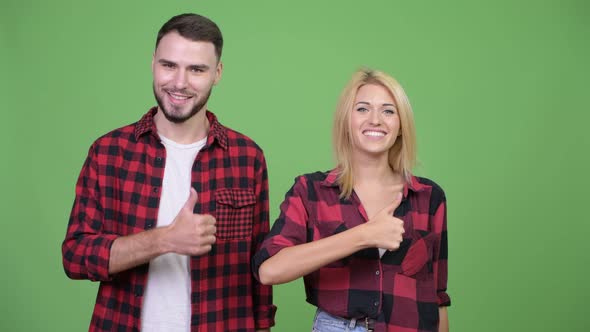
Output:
[364, 131, 385, 137]
[169, 93, 191, 100]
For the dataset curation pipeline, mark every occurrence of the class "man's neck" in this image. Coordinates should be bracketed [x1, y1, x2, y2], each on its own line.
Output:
[154, 108, 210, 144]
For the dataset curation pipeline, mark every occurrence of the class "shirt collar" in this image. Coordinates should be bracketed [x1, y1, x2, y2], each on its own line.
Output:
[134, 107, 228, 150]
[320, 169, 341, 187]
[401, 175, 428, 197]
[321, 168, 427, 196]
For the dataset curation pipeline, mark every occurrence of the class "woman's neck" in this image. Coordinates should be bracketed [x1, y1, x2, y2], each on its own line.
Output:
[352, 153, 401, 187]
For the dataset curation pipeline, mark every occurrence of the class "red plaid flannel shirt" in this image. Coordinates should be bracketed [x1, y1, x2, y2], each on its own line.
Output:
[63, 108, 276, 331]
[253, 170, 450, 332]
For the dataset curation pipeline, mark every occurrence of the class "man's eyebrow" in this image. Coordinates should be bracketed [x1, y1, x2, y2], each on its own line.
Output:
[157, 60, 210, 71]
[157, 59, 176, 65]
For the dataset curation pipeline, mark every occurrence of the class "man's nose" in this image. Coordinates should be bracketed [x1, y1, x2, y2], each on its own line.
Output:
[173, 70, 188, 90]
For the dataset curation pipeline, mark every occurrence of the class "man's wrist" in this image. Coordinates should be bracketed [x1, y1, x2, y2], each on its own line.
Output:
[152, 226, 172, 255]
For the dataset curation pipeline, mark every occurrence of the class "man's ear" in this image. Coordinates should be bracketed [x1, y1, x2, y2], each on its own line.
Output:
[214, 61, 223, 85]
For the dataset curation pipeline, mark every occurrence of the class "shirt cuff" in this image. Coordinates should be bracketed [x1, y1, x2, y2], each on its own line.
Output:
[437, 291, 451, 306]
[252, 249, 270, 282]
[86, 234, 117, 281]
[255, 304, 277, 329]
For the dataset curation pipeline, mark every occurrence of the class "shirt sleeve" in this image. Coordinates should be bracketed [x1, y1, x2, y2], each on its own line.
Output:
[252, 175, 309, 282]
[62, 143, 117, 282]
[250, 150, 277, 328]
[431, 188, 451, 306]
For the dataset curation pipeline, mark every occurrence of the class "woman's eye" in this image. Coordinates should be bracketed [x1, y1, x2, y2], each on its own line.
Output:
[383, 109, 396, 115]
[356, 107, 368, 112]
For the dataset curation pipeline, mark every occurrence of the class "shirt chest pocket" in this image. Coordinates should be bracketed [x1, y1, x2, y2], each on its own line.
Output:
[214, 188, 256, 240]
[390, 231, 439, 325]
[401, 231, 437, 278]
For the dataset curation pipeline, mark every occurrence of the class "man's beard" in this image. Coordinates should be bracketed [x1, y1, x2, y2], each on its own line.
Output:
[153, 85, 212, 124]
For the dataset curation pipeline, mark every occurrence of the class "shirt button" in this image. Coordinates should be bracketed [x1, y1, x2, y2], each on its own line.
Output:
[375, 270, 380, 276]
[374, 301, 379, 307]
[146, 221, 153, 229]
[152, 187, 159, 193]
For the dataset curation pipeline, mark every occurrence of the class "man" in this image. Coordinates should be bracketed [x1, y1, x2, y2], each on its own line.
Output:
[62, 13, 276, 332]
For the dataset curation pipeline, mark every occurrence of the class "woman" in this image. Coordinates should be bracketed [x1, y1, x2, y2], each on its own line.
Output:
[253, 69, 450, 332]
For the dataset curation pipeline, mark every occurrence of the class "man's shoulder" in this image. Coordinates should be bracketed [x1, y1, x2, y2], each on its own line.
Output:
[222, 125, 264, 152]
[90, 109, 156, 148]
[91, 122, 138, 147]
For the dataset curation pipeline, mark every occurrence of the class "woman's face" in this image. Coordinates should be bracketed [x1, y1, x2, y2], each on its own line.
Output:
[350, 83, 401, 159]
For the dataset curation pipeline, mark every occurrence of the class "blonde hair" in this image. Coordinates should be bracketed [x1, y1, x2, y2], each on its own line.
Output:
[333, 68, 417, 199]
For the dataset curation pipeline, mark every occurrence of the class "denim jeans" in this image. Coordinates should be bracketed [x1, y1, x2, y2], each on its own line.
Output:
[311, 309, 369, 332]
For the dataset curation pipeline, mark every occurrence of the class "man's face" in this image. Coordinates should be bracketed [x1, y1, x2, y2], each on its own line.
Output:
[152, 31, 222, 123]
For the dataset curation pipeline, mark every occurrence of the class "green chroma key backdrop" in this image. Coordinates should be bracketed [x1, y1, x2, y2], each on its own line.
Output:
[1, 0, 588, 331]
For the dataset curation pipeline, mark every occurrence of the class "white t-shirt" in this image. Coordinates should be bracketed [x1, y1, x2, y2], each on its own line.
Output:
[141, 135, 206, 332]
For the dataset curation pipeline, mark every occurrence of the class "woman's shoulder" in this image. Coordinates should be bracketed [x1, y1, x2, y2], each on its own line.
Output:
[410, 175, 447, 202]
[297, 169, 332, 180]
[286, 169, 340, 196]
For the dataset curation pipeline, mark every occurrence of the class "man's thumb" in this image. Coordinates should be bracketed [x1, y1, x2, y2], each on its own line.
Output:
[183, 187, 198, 212]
